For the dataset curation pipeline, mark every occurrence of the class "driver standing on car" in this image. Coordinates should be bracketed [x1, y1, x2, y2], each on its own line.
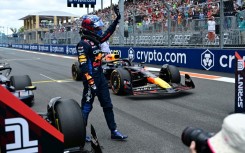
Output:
[76, 6, 128, 141]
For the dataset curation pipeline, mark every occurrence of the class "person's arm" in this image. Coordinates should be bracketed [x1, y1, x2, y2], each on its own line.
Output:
[76, 41, 96, 90]
[99, 6, 121, 43]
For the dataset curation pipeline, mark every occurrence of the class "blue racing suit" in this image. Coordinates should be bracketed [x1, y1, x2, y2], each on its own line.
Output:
[76, 19, 119, 132]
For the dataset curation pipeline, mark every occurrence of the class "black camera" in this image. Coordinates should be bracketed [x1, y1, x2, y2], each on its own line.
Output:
[181, 127, 214, 153]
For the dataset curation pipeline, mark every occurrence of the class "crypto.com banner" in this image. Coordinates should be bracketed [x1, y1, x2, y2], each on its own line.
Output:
[110, 46, 245, 73]
[1, 44, 245, 73]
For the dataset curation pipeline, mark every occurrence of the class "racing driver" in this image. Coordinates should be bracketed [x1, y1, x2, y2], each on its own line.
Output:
[76, 6, 128, 141]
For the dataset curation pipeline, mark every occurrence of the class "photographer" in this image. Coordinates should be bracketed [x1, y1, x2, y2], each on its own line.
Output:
[182, 113, 245, 153]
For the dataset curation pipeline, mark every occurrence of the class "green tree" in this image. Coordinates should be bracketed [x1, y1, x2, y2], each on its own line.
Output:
[18, 26, 24, 33]
[10, 27, 17, 34]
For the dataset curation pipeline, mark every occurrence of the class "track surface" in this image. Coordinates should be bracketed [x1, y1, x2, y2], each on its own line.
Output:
[0, 47, 235, 153]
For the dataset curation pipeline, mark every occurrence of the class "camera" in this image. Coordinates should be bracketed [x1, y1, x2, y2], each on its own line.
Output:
[181, 127, 214, 153]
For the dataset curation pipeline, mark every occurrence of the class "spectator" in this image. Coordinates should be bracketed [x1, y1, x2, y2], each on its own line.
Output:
[178, 12, 183, 31]
[207, 16, 216, 43]
[189, 113, 245, 153]
[238, 16, 245, 44]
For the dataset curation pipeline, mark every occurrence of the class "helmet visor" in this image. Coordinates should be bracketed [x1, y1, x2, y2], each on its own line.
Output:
[94, 19, 104, 28]
[83, 15, 104, 28]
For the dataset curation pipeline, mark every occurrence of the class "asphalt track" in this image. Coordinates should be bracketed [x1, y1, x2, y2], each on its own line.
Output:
[0, 47, 235, 153]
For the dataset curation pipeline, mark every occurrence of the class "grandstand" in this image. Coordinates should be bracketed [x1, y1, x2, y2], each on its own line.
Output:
[18, 11, 79, 44]
[9, 0, 245, 48]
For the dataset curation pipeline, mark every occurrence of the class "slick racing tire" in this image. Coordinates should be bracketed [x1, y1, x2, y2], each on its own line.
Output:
[10, 75, 32, 90]
[55, 99, 86, 149]
[159, 64, 181, 83]
[110, 68, 131, 95]
[72, 62, 83, 81]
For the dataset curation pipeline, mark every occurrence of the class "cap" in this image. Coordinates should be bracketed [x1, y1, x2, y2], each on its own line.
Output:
[207, 113, 245, 153]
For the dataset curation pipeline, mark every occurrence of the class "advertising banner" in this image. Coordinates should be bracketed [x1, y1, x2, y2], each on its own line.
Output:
[65, 45, 77, 56]
[67, 0, 96, 5]
[50, 45, 66, 54]
[38, 45, 50, 52]
[23, 44, 30, 50]
[1, 43, 245, 73]
[234, 52, 245, 113]
[30, 44, 38, 51]
[110, 47, 245, 73]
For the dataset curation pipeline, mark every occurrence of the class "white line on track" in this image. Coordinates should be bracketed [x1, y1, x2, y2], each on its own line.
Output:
[3, 58, 40, 61]
[213, 77, 235, 83]
[40, 74, 56, 81]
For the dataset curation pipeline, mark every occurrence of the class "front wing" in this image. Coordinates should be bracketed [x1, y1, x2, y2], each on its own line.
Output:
[128, 74, 195, 95]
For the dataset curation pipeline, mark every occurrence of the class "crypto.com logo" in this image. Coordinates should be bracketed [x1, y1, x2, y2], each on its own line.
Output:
[201, 49, 214, 70]
[128, 48, 135, 61]
[5, 117, 38, 152]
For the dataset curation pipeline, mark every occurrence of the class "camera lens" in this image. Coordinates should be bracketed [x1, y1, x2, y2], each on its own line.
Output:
[181, 127, 213, 153]
[181, 127, 203, 146]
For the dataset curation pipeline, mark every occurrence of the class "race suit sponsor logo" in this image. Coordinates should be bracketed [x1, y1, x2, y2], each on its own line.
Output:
[128, 48, 135, 61]
[238, 74, 244, 109]
[50, 46, 64, 53]
[5, 117, 38, 152]
[93, 49, 102, 55]
[66, 46, 77, 55]
[201, 49, 214, 70]
[135, 49, 186, 64]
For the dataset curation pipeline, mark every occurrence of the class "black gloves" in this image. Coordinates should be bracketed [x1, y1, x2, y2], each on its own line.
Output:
[114, 6, 121, 21]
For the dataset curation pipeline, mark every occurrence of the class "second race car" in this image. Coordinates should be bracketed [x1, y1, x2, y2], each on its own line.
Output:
[71, 53, 195, 95]
[0, 61, 36, 106]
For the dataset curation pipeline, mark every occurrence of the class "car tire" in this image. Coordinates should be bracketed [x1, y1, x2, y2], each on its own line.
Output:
[71, 62, 83, 81]
[10, 75, 32, 90]
[159, 64, 181, 83]
[55, 99, 86, 149]
[110, 68, 131, 95]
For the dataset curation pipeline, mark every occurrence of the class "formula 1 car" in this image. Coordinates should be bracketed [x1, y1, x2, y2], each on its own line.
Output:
[44, 97, 103, 153]
[0, 84, 103, 153]
[71, 54, 195, 95]
[0, 62, 36, 106]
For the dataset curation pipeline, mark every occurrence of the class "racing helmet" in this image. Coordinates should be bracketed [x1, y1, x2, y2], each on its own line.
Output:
[81, 15, 104, 36]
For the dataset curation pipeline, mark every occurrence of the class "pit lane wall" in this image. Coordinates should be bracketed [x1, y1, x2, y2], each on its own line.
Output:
[1, 44, 245, 73]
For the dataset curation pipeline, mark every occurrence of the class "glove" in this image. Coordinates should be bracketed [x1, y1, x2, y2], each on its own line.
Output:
[88, 78, 97, 91]
[85, 73, 97, 91]
[114, 6, 121, 21]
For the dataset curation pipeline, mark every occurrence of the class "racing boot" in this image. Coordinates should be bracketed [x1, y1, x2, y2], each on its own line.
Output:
[85, 136, 91, 142]
[111, 130, 128, 140]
